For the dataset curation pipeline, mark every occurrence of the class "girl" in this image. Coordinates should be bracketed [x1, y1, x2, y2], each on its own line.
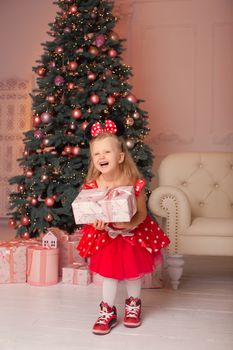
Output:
[77, 118, 170, 335]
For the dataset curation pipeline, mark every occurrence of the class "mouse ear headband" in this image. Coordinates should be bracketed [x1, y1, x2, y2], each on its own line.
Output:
[85, 118, 125, 140]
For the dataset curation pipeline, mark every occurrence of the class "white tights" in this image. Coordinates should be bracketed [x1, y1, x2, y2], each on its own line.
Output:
[102, 277, 142, 307]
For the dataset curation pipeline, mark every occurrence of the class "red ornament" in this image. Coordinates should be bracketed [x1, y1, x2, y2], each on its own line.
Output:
[106, 95, 116, 106]
[108, 49, 117, 58]
[72, 108, 82, 119]
[41, 174, 49, 182]
[20, 215, 30, 226]
[67, 61, 78, 71]
[8, 219, 16, 228]
[36, 66, 46, 76]
[54, 46, 64, 54]
[109, 31, 119, 41]
[88, 46, 99, 56]
[75, 48, 83, 54]
[87, 72, 96, 81]
[45, 197, 55, 207]
[25, 169, 33, 179]
[48, 61, 56, 69]
[64, 145, 73, 155]
[21, 231, 30, 240]
[67, 82, 75, 90]
[126, 93, 137, 104]
[90, 94, 100, 104]
[70, 123, 76, 130]
[104, 69, 112, 77]
[46, 95, 55, 103]
[32, 115, 41, 127]
[31, 197, 38, 206]
[69, 5, 78, 14]
[81, 121, 88, 130]
[41, 138, 49, 147]
[72, 146, 81, 156]
[45, 213, 53, 222]
[18, 184, 25, 192]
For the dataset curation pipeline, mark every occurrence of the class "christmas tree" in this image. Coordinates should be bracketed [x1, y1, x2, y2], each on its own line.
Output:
[8, 0, 153, 238]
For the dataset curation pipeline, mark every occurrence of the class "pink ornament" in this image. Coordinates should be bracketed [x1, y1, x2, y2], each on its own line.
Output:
[72, 108, 82, 119]
[34, 130, 44, 139]
[47, 95, 55, 103]
[108, 49, 117, 58]
[81, 121, 88, 130]
[90, 94, 100, 104]
[45, 197, 55, 207]
[87, 72, 96, 81]
[72, 146, 81, 156]
[67, 82, 75, 90]
[126, 93, 137, 104]
[25, 169, 33, 179]
[41, 112, 51, 124]
[67, 61, 78, 71]
[31, 198, 38, 206]
[95, 34, 105, 48]
[106, 95, 116, 106]
[69, 5, 78, 14]
[54, 75, 65, 86]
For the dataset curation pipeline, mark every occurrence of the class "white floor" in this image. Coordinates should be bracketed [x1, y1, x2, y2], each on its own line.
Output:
[0, 222, 233, 350]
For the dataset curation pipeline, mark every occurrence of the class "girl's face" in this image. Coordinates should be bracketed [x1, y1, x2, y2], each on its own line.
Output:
[91, 136, 124, 176]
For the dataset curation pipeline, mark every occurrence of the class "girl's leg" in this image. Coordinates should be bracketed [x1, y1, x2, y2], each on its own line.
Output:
[93, 277, 118, 335]
[125, 278, 142, 298]
[124, 278, 142, 328]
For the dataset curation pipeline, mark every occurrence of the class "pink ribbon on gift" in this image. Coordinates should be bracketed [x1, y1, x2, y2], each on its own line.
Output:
[100, 187, 136, 222]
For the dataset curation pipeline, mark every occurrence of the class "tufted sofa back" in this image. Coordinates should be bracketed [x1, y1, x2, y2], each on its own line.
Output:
[158, 152, 233, 219]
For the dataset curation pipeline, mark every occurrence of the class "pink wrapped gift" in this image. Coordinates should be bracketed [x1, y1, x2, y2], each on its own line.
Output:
[27, 246, 59, 286]
[0, 241, 27, 283]
[62, 263, 92, 285]
[58, 232, 85, 276]
[72, 186, 136, 224]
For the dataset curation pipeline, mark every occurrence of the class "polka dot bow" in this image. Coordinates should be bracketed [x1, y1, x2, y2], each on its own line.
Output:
[91, 119, 117, 137]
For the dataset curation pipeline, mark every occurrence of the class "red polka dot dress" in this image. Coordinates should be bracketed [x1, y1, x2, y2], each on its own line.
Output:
[77, 179, 170, 280]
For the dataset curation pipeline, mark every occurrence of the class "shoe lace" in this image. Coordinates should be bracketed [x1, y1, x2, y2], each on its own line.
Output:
[125, 304, 140, 318]
[96, 310, 114, 325]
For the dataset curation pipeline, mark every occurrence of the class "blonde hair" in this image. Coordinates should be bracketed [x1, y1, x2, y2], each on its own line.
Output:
[86, 133, 141, 182]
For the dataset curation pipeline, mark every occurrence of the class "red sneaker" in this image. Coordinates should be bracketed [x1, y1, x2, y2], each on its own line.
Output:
[92, 302, 117, 335]
[124, 297, 142, 328]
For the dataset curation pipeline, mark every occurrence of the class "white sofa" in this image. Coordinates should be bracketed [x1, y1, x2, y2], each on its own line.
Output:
[148, 152, 233, 289]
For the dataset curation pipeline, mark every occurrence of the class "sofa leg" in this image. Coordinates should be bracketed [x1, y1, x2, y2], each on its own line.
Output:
[166, 255, 184, 290]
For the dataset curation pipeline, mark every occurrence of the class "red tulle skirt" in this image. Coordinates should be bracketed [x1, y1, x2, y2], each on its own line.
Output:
[89, 235, 157, 280]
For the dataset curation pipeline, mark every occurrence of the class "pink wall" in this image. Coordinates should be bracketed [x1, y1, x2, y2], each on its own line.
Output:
[0, 0, 232, 192]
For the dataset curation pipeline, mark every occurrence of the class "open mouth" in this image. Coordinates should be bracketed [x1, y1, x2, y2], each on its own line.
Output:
[99, 161, 109, 168]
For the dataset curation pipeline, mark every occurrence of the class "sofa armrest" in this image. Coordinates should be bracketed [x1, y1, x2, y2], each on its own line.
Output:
[148, 186, 191, 255]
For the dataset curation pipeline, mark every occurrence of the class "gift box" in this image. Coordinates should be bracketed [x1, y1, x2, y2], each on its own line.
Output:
[58, 231, 85, 276]
[0, 241, 27, 283]
[72, 186, 136, 224]
[62, 263, 91, 285]
[27, 246, 59, 286]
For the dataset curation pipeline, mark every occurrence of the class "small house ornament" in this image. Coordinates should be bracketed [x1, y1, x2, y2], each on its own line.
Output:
[42, 230, 58, 249]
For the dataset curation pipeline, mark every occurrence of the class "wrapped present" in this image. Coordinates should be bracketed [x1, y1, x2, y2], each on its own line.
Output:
[27, 246, 59, 286]
[58, 231, 85, 276]
[0, 241, 27, 283]
[72, 186, 137, 224]
[62, 263, 92, 285]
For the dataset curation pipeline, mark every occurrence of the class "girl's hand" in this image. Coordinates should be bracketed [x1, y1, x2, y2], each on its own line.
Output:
[92, 219, 107, 230]
[111, 222, 132, 230]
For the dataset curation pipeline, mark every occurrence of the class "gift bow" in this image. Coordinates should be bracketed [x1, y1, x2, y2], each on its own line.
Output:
[91, 119, 117, 137]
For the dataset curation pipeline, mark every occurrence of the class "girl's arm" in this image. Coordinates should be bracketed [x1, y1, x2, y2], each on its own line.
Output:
[112, 189, 147, 230]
